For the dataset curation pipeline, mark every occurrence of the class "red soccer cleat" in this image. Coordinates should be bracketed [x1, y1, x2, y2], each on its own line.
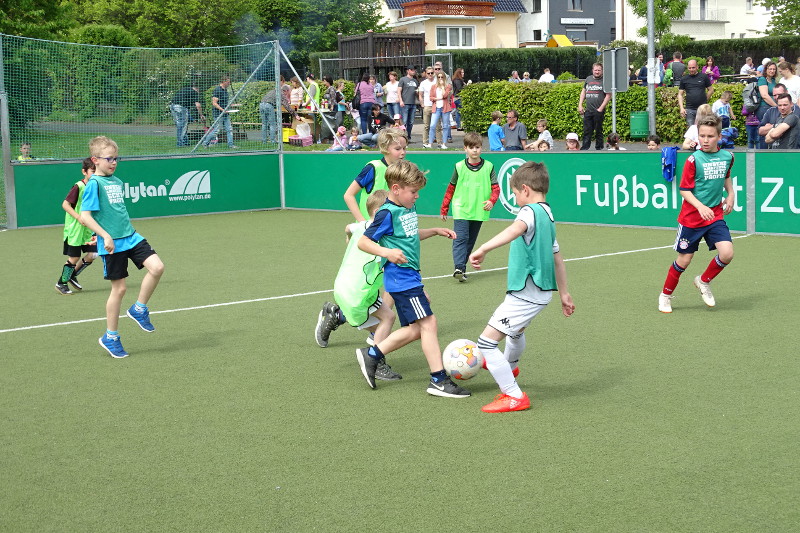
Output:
[481, 393, 531, 413]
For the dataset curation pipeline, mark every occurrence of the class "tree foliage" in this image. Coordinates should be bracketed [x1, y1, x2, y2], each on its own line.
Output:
[757, 0, 800, 36]
[0, 0, 72, 39]
[255, 0, 388, 66]
[627, 0, 689, 41]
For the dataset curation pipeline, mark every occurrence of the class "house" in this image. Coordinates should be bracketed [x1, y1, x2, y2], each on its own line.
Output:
[381, 0, 526, 50]
[616, 0, 775, 42]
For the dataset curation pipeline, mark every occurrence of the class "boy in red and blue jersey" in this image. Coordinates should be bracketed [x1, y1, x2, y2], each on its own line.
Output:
[659, 115, 736, 313]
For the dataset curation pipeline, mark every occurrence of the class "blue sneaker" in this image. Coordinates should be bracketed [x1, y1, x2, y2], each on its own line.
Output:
[127, 304, 155, 332]
[99, 333, 129, 358]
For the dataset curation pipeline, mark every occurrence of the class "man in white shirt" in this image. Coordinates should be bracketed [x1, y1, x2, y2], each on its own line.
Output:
[538, 68, 555, 83]
[740, 57, 757, 76]
[418, 66, 441, 145]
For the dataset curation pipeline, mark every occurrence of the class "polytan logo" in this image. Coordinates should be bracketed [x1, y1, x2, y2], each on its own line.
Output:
[497, 158, 527, 214]
[168, 170, 212, 202]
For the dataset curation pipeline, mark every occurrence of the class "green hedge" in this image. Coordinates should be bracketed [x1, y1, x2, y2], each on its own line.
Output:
[460, 81, 747, 145]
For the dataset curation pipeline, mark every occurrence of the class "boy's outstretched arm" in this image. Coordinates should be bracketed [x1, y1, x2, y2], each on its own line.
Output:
[469, 220, 527, 269]
[418, 227, 456, 241]
[357, 235, 407, 264]
[554, 251, 575, 317]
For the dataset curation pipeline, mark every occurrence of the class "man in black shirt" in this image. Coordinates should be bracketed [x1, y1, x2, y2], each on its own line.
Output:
[170, 85, 205, 147]
[678, 60, 714, 127]
[202, 76, 238, 149]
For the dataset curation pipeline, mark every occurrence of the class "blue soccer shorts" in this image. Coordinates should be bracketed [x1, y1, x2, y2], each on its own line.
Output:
[674, 219, 732, 254]
[389, 285, 432, 327]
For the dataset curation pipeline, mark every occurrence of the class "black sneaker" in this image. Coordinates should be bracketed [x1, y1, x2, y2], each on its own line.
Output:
[375, 358, 402, 381]
[314, 301, 341, 348]
[68, 276, 83, 291]
[426, 376, 470, 398]
[55, 282, 73, 295]
[355, 347, 378, 389]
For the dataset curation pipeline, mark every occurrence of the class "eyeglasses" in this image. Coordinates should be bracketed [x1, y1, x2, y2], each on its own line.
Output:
[437, 75, 445, 78]
[95, 156, 119, 163]
[434, 67, 441, 70]
[426, 71, 434, 75]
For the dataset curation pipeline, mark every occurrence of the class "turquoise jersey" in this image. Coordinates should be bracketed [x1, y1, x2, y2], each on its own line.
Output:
[507, 203, 557, 292]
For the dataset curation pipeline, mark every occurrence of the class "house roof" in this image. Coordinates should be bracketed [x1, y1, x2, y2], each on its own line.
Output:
[386, 0, 526, 13]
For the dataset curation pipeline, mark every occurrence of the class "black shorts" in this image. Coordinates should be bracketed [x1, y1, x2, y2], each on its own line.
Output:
[63, 239, 97, 257]
[101, 239, 157, 280]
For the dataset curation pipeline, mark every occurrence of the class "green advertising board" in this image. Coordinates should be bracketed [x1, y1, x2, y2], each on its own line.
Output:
[754, 152, 800, 235]
[282, 151, 746, 232]
[13, 154, 281, 228]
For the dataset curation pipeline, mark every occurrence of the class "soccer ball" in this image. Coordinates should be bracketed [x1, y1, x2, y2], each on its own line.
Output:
[442, 339, 484, 380]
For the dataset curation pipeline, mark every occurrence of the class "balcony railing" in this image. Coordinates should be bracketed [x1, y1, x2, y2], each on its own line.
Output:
[402, 0, 496, 18]
[681, 8, 728, 21]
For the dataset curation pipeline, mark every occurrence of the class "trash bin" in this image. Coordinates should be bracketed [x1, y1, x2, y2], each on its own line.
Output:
[629, 111, 649, 138]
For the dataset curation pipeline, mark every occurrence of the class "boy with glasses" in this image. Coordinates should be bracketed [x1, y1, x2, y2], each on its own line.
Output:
[80, 136, 165, 358]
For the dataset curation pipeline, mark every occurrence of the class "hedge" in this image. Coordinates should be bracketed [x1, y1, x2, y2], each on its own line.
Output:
[459, 80, 748, 145]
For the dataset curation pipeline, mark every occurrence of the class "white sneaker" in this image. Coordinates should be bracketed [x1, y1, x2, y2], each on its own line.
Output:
[658, 292, 673, 313]
[439, 143, 447, 149]
[422, 143, 432, 148]
[694, 276, 716, 307]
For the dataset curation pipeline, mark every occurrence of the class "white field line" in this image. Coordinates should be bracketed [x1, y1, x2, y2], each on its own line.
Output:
[0, 236, 750, 334]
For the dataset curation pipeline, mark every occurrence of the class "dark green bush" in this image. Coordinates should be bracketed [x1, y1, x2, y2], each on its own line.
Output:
[460, 80, 747, 145]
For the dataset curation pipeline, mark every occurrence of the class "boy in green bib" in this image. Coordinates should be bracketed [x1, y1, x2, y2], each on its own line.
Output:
[440, 132, 500, 282]
[470, 161, 575, 413]
[343, 129, 407, 221]
[314, 190, 401, 381]
[355, 160, 470, 398]
[55, 157, 97, 295]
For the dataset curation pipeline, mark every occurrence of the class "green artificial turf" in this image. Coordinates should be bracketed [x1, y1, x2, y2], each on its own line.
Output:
[1, 211, 798, 532]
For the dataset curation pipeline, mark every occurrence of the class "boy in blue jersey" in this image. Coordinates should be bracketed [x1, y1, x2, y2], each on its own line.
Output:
[80, 136, 165, 358]
[659, 115, 735, 313]
[470, 161, 575, 413]
[355, 160, 470, 398]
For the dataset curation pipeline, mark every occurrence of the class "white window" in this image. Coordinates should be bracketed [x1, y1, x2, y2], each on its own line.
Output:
[568, 0, 583, 11]
[532, 0, 542, 12]
[746, 0, 753, 11]
[436, 26, 475, 48]
[533, 29, 543, 41]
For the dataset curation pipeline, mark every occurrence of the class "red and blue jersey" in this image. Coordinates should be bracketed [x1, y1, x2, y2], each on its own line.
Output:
[677, 149, 734, 228]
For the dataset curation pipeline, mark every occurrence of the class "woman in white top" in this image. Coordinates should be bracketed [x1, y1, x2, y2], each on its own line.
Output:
[383, 71, 400, 119]
[682, 104, 716, 150]
[426, 72, 452, 148]
[777, 61, 800, 105]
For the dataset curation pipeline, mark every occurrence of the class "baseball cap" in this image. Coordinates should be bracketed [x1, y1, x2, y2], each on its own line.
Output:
[393, 114, 401, 120]
[406, 65, 417, 71]
[566, 132, 579, 141]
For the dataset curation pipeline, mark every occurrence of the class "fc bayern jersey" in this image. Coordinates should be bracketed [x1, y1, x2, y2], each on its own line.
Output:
[677, 149, 734, 228]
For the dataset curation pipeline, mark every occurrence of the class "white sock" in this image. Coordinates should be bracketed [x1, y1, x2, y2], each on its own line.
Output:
[504, 332, 526, 371]
[478, 335, 523, 399]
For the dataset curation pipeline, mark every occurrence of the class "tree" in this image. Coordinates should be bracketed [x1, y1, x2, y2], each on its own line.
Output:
[255, 0, 388, 66]
[627, 0, 689, 42]
[757, 0, 800, 36]
[0, 0, 73, 38]
[66, 0, 257, 48]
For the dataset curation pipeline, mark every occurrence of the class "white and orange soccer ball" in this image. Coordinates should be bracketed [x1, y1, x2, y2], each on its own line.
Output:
[442, 339, 484, 380]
